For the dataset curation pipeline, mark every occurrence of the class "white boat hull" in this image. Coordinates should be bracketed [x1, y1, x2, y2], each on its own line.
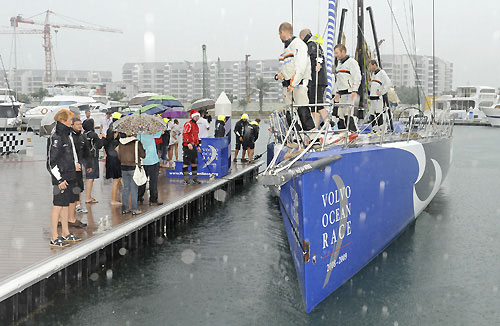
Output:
[480, 106, 500, 127]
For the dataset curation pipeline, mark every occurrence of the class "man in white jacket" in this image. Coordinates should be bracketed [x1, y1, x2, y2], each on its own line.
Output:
[368, 59, 391, 132]
[334, 44, 361, 132]
[276, 22, 315, 131]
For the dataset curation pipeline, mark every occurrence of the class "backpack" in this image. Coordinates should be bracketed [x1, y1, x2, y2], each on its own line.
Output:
[85, 131, 97, 157]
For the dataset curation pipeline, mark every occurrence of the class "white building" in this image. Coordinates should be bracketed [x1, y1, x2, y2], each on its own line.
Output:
[2, 69, 112, 95]
[122, 60, 283, 103]
[380, 54, 453, 96]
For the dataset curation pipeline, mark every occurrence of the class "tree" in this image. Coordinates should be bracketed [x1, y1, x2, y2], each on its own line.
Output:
[238, 99, 248, 108]
[109, 91, 126, 102]
[225, 91, 234, 103]
[16, 93, 31, 104]
[396, 86, 419, 105]
[31, 88, 49, 101]
[255, 77, 270, 113]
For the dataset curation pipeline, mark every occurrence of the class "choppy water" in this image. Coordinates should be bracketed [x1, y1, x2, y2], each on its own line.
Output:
[22, 126, 500, 325]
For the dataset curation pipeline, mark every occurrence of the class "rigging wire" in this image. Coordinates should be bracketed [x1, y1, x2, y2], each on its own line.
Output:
[386, 0, 427, 103]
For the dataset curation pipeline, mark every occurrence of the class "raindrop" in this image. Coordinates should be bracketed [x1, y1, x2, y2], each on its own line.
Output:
[374, 266, 379, 273]
[156, 237, 164, 245]
[285, 275, 289, 282]
[357, 288, 363, 296]
[233, 267, 238, 273]
[493, 286, 498, 293]
[394, 321, 399, 326]
[189, 273, 193, 279]
[361, 304, 368, 315]
[443, 253, 449, 261]
[106, 269, 113, 280]
[90, 273, 99, 281]
[360, 212, 366, 223]
[214, 189, 227, 202]
[436, 214, 443, 221]
[263, 243, 268, 251]
[379, 181, 386, 192]
[181, 249, 196, 264]
[382, 251, 388, 261]
[382, 306, 389, 317]
[254, 221, 258, 229]
[222, 255, 228, 263]
[119, 248, 127, 256]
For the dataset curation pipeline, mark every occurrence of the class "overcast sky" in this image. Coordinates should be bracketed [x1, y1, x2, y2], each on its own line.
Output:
[1, 0, 499, 88]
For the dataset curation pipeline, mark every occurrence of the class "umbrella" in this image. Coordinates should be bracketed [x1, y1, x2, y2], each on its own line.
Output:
[143, 95, 183, 108]
[39, 106, 81, 137]
[113, 113, 167, 135]
[191, 98, 215, 111]
[137, 104, 162, 114]
[160, 107, 188, 119]
[128, 92, 158, 106]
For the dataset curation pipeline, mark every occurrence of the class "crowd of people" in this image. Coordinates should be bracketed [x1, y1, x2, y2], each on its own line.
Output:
[46, 107, 261, 247]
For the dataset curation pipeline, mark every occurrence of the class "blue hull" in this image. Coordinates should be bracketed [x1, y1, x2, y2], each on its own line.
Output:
[275, 138, 452, 312]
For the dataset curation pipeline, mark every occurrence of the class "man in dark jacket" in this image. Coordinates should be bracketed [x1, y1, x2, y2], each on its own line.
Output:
[214, 115, 227, 138]
[47, 109, 81, 247]
[67, 117, 93, 226]
[300, 28, 329, 128]
[234, 114, 249, 162]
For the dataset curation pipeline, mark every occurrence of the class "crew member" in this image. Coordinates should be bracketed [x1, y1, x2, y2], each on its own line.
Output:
[214, 115, 227, 138]
[182, 110, 202, 185]
[333, 44, 361, 132]
[368, 59, 391, 133]
[300, 28, 328, 128]
[276, 22, 315, 131]
[234, 113, 249, 162]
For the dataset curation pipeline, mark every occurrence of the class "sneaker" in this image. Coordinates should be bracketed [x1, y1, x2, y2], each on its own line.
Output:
[132, 210, 142, 215]
[192, 178, 201, 185]
[50, 236, 70, 248]
[241, 158, 248, 163]
[233, 158, 237, 162]
[121, 209, 130, 214]
[63, 232, 82, 242]
[68, 220, 87, 228]
[149, 202, 164, 206]
[79, 207, 88, 213]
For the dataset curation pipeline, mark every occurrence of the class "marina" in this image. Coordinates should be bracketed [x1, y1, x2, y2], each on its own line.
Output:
[0, 146, 262, 324]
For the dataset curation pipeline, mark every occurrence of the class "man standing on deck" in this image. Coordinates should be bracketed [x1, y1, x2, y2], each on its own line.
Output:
[182, 110, 202, 185]
[368, 60, 392, 133]
[276, 22, 315, 132]
[300, 28, 328, 128]
[333, 44, 361, 132]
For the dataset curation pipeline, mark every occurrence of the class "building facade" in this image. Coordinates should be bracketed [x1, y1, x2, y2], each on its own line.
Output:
[122, 60, 284, 103]
[380, 54, 453, 96]
[2, 69, 112, 95]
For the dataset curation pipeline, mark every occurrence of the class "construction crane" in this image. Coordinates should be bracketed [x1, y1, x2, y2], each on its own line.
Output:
[1, 10, 122, 83]
[245, 54, 251, 103]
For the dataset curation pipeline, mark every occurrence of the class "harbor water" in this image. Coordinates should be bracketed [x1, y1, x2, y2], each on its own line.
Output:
[20, 125, 500, 325]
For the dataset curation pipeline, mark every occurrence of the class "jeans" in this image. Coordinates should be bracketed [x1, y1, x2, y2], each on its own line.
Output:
[122, 169, 138, 211]
[138, 163, 160, 203]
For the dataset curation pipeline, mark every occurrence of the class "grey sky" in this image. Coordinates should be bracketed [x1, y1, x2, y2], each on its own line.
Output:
[1, 0, 499, 88]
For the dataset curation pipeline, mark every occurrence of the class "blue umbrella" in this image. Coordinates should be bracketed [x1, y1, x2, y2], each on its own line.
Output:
[143, 99, 183, 107]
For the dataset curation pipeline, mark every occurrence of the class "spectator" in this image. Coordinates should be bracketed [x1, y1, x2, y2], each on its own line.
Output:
[182, 110, 202, 184]
[105, 116, 122, 206]
[81, 110, 91, 122]
[117, 134, 146, 215]
[214, 115, 227, 138]
[168, 119, 182, 168]
[82, 118, 103, 204]
[137, 131, 164, 206]
[47, 109, 81, 247]
[159, 118, 170, 168]
[197, 110, 210, 138]
[100, 111, 113, 135]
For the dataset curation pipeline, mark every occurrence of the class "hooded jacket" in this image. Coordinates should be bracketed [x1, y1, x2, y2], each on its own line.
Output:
[82, 118, 103, 158]
[303, 33, 328, 87]
[117, 136, 146, 168]
[71, 128, 93, 169]
[214, 119, 226, 138]
[279, 37, 311, 88]
[47, 122, 77, 185]
[234, 119, 248, 140]
[369, 68, 391, 98]
[335, 55, 362, 94]
[182, 119, 200, 146]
